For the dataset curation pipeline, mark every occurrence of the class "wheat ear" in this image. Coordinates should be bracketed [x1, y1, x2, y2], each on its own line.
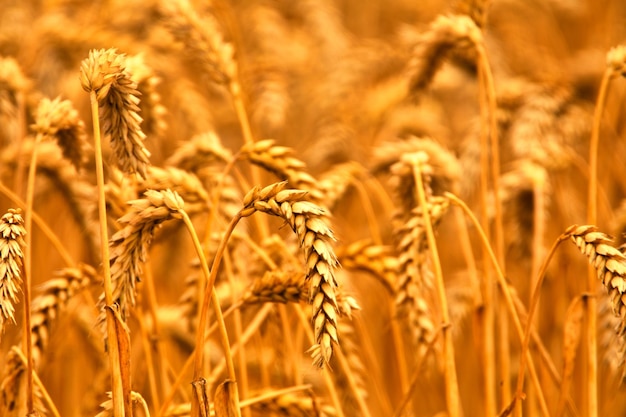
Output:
[160, 0, 267, 243]
[31, 264, 96, 368]
[80, 48, 151, 178]
[32, 96, 89, 170]
[336, 240, 397, 293]
[240, 181, 341, 367]
[0, 209, 26, 339]
[0, 347, 50, 417]
[104, 189, 184, 322]
[0, 56, 30, 192]
[569, 226, 626, 335]
[406, 14, 482, 95]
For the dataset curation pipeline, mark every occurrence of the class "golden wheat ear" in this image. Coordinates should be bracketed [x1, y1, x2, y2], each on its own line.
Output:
[30, 264, 96, 368]
[406, 14, 482, 97]
[103, 189, 185, 324]
[80, 48, 151, 178]
[0, 208, 26, 339]
[32, 96, 89, 170]
[241, 182, 342, 368]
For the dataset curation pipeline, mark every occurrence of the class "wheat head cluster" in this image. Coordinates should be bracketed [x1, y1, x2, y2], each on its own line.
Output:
[2, 0, 626, 416]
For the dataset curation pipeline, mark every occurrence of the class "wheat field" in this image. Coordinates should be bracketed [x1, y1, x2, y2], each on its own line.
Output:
[1, 0, 626, 416]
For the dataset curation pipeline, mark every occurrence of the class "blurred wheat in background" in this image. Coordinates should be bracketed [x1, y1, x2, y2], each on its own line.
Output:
[1, 0, 626, 416]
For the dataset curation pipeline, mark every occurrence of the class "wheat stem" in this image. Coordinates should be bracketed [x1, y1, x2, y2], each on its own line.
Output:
[445, 191, 551, 416]
[352, 179, 383, 245]
[135, 303, 161, 413]
[239, 384, 313, 407]
[513, 231, 571, 417]
[229, 82, 270, 239]
[392, 326, 441, 417]
[223, 250, 250, 417]
[13, 91, 26, 193]
[412, 162, 461, 417]
[143, 262, 167, 408]
[479, 46, 512, 411]
[12, 346, 61, 417]
[586, 67, 612, 417]
[89, 90, 126, 417]
[476, 59, 497, 417]
[187, 209, 242, 417]
[23, 133, 40, 414]
[157, 301, 259, 417]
